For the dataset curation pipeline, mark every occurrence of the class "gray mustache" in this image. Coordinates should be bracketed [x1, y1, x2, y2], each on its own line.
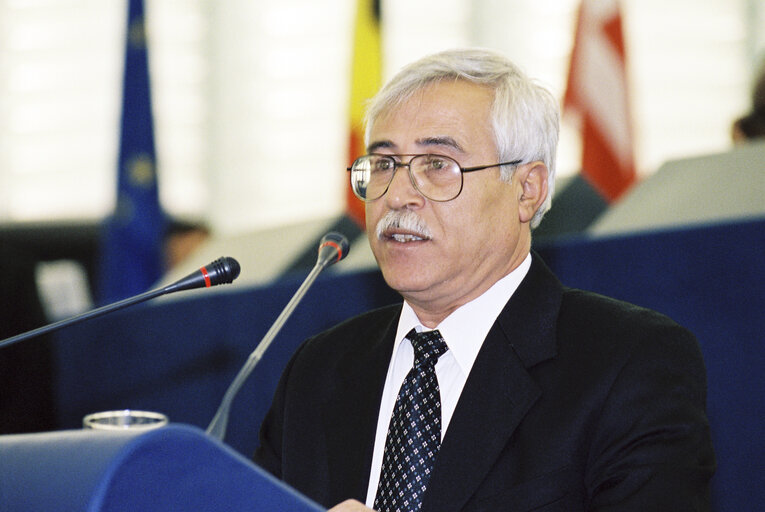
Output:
[375, 210, 433, 240]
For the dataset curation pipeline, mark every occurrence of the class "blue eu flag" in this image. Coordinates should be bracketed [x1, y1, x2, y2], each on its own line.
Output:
[99, 0, 166, 304]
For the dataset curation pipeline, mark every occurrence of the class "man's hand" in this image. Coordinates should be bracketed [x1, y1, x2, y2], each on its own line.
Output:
[328, 499, 375, 511]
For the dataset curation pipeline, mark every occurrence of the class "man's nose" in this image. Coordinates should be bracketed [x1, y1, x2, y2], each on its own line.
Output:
[384, 163, 425, 208]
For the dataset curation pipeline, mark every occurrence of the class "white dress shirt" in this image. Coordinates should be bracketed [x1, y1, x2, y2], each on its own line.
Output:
[364, 253, 532, 506]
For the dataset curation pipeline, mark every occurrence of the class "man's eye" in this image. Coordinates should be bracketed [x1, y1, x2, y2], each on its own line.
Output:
[376, 159, 393, 170]
[424, 157, 449, 170]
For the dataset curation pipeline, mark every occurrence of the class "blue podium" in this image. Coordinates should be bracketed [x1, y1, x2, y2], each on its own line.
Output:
[0, 424, 324, 511]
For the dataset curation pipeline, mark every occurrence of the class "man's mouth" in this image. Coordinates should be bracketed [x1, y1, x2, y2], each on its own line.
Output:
[387, 231, 427, 243]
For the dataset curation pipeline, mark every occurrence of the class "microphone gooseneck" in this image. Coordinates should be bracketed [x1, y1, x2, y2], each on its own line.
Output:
[0, 257, 241, 350]
[206, 232, 350, 441]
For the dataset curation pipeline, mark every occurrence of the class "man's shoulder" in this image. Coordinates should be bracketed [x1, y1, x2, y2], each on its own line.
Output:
[558, 287, 696, 347]
[300, 303, 402, 351]
[275, 303, 401, 386]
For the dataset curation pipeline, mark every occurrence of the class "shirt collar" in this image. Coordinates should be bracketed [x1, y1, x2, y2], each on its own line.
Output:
[394, 253, 532, 374]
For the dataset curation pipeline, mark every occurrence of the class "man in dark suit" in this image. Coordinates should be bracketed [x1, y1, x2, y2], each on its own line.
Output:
[254, 48, 715, 511]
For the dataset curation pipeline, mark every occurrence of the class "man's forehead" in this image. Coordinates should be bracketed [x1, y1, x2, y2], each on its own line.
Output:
[367, 80, 495, 157]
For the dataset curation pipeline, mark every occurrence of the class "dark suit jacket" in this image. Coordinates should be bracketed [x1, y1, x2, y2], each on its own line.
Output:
[254, 255, 715, 511]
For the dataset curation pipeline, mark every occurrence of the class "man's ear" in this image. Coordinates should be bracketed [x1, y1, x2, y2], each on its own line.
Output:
[516, 161, 549, 224]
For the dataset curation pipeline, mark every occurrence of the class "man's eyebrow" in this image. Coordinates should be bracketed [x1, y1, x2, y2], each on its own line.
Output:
[367, 137, 464, 154]
[416, 136, 464, 153]
[367, 140, 395, 153]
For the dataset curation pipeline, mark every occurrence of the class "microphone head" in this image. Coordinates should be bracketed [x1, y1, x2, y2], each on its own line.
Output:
[163, 256, 241, 294]
[317, 232, 350, 268]
[207, 256, 241, 285]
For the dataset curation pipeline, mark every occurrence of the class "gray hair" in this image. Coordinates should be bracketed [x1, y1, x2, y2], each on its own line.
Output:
[364, 48, 560, 229]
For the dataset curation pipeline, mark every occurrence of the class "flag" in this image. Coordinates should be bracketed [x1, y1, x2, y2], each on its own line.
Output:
[564, 0, 636, 201]
[281, 1, 380, 275]
[346, 0, 382, 228]
[98, 0, 165, 304]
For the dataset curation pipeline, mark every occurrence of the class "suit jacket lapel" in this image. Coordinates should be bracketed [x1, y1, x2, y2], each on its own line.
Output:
[322, 307, 400, 505]
[423, 255, 563, 512]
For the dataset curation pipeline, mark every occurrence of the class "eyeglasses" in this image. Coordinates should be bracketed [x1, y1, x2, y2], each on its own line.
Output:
[347, 154, 522, 202]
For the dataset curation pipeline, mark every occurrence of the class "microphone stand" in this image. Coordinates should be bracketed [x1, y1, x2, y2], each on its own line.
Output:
[206, 262, 324, 440]
[0, 287, 167, 350]
[206, 233, 348, 441]
[0, 256, 240, 350]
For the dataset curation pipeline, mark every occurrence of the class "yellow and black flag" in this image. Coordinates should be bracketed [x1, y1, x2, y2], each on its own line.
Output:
[284, 0, 381, 274]
[346, 0, 382, 229]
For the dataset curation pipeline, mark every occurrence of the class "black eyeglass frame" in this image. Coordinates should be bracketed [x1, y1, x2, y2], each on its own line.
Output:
[347, 153, 523, 202]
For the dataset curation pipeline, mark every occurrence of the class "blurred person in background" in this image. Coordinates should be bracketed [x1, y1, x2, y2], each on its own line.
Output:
[732, 57, 765, 143]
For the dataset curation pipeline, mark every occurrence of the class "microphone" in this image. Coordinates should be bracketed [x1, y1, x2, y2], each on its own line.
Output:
[0, 257, 241, 350]
[317, 231, 350, 269]
[206, 232, 350, 441]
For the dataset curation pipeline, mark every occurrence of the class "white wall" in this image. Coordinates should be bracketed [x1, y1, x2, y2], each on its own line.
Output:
[0, 0, 761, 235]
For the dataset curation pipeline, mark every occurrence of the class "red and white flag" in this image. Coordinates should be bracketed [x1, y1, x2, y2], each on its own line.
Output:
[564, 0, 636, 201]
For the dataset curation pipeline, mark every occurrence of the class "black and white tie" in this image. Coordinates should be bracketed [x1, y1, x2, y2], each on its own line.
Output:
[374, 329, 449, 512]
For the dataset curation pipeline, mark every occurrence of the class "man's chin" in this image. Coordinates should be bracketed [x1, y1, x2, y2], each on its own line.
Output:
[379, 268, 434, 298]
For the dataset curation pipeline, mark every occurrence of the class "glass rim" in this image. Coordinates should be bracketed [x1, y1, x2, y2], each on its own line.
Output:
[350, 153, 465, 202]
[82, 409, 169, 430]
[349, 153, 522, 202]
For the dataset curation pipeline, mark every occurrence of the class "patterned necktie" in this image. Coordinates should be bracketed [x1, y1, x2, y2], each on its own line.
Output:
[374, 329, 449, 512]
